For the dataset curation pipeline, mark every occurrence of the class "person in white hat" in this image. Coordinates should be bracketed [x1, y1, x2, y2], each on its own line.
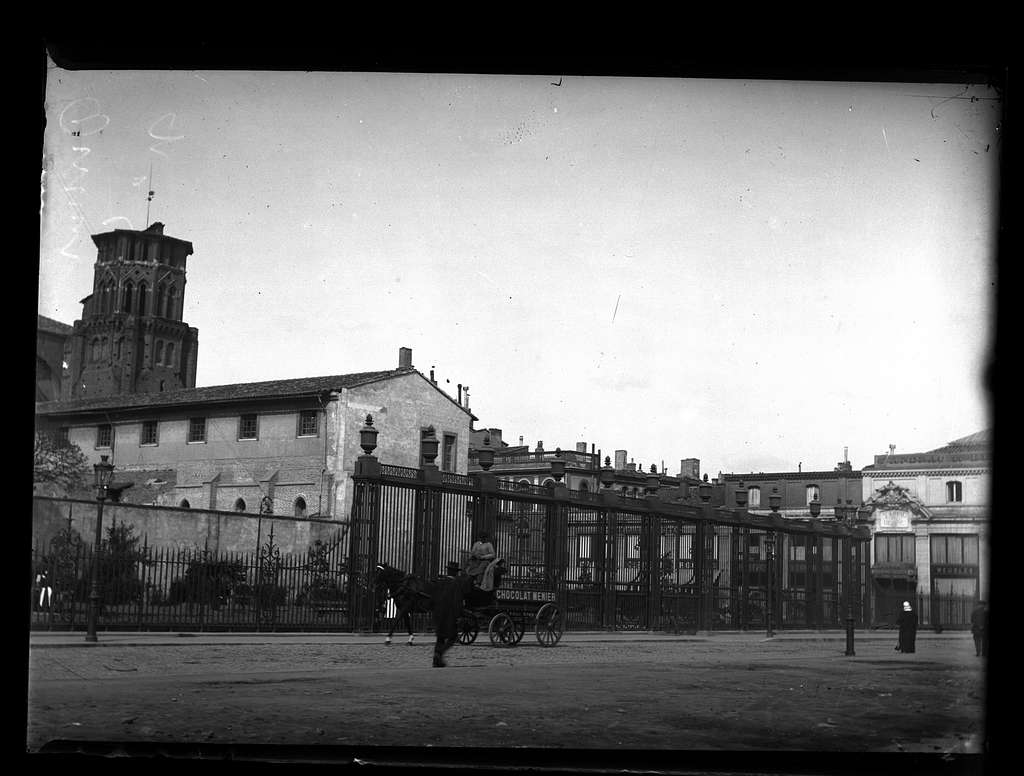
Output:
[896, 600, 918, 653]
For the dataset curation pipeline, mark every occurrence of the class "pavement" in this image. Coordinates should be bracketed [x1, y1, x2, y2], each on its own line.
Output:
[28, 627, 972, 648]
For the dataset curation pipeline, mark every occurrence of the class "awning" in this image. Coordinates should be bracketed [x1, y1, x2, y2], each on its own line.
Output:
[871, 562, 917, 579]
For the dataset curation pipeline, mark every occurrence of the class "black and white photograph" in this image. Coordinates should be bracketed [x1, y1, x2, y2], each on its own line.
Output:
[29, 48, 1002, 771]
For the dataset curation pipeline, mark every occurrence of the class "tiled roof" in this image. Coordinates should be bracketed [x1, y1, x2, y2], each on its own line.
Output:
[35, 369, 414, 415]
[929, 429, 991, 452]
[37, 315, 74, 336]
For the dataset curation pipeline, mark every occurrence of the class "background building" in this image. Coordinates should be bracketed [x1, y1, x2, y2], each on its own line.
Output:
[860, 431, 990, 628]
[36, 315, 73, 402]
[721, 453, 863, 519]
[61, 223, 199, 400]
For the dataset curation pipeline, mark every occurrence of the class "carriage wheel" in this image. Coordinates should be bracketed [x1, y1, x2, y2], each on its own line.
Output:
[457, 611, 479, 644]
[535, 603, 563, 647]
[511, 612, 526, 644]
[488, 612, 518, 647]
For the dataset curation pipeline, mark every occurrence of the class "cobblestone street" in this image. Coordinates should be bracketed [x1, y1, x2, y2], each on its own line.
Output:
[26, 630, 986, 761]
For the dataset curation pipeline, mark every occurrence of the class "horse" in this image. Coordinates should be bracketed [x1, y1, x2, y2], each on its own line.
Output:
[373, 563, 439, 646]
[374, 561, 505, 667]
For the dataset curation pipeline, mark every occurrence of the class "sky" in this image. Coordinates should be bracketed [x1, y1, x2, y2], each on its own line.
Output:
[38, 66, 1001, 479]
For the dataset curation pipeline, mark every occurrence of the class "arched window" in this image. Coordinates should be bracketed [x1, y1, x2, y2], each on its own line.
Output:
[748, 486, 761, 507]
[294, 497, 307, 517]
[579, 481, 590, 492]
[91, 337, 101, 362]
[517, 480, 530, 491]
[179, 499, 190, 509]
[155, 340, 164, 365]
[101, 337, 109, 360]
[167, 285, 178, 320]
[114, 338, 122, 360]
[165, 342, 175, 367]
[806, 484, 820, 504]
[234, 498, 246, 513]
[157, 283, 166, 317]
[137, 282, 148, 316]
[542, 478, 556, 488]
[122, 281, 134, 313]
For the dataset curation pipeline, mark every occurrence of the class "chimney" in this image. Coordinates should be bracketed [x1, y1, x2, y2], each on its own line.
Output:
[576, 442, 587, 454]
[536, 441, 544, 452]
[463, 385, 470, 410]
[457, 384, 462, 404]
[844, 446, 849, 463]
[614, 450, 627, 470]
[798, 462, 802, 473]
[889, 444, 896, 457]
[398, 347, 412, 369]
[430, 366, 436, 384]
[519, 436, 524, 446]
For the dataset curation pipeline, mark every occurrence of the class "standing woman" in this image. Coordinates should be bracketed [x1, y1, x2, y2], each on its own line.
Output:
[896, 600, 918, 653]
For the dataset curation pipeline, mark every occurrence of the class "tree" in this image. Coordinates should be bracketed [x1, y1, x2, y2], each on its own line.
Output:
[33, 431, 88, 494]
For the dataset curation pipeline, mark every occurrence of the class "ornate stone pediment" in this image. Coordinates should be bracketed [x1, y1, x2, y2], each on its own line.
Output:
[864, 480, 931, 524]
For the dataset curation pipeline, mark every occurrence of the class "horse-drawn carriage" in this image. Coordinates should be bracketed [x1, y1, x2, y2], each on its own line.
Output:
[374, 558, 564, 649]
[457, 580, 563, 647]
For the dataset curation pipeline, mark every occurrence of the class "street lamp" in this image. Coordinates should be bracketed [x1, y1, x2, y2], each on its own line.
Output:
[85, 455, 115, 642]
[836, 499, 858, 655]
[766, 487, 782, 638]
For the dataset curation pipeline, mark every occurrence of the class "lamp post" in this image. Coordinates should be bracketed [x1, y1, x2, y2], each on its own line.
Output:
[85, 455, 115, 643]
[766, 487, 781, 638]
[836, 499, 857, 656]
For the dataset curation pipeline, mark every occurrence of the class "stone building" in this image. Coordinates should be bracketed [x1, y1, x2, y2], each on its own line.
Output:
[35, 224, 477, 527]
[36, 315, 73, 402]
[720, 455, 863, 519]
[36, 349, 474, 520]
[859, 430, 990, 626]
[61, 222, 199, 400]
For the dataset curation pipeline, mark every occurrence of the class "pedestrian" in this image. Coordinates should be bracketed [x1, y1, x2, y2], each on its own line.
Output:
[970, 599, 988, 657]
[431, 573, 473, 668]
[896, 600, 918, 653]
[35, 570, 52, 611]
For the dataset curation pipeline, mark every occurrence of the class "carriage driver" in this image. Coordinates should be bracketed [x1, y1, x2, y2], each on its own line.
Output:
[464, 531, 496, 587]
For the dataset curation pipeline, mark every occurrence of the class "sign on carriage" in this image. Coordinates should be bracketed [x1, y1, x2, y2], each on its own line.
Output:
[500, 589, 557, 602]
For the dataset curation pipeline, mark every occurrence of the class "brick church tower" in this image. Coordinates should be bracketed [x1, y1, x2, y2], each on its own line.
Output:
[62, 223, 199, 399]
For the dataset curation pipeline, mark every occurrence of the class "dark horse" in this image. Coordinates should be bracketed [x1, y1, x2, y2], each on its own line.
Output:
[374, 561, 504, 667]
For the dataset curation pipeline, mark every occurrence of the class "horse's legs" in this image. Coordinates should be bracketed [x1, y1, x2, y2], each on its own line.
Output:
[405, 611, 416, 645]
[384, 602, 401, 645]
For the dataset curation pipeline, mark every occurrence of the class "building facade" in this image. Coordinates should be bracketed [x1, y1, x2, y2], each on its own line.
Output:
[859, 431, 990, 627]
[36, 353, 474, 520]
[720, 459, 863, 519]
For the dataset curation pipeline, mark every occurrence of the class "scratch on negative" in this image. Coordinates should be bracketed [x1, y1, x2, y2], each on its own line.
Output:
[612, 294, 621, 324]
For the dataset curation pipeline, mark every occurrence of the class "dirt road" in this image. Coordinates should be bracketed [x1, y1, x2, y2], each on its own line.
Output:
[26, 633, 985, 758]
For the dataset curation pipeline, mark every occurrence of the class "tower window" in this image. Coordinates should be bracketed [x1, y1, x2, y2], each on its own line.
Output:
[140, 420, 158, 446]
[155, 340, 164, 365]
[157, 283, 166, 317]
[187, 417, 206, 443]
[122, 281, 134, 313]
[138, 282, 148, 316]
[166, 342, 175, 367]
